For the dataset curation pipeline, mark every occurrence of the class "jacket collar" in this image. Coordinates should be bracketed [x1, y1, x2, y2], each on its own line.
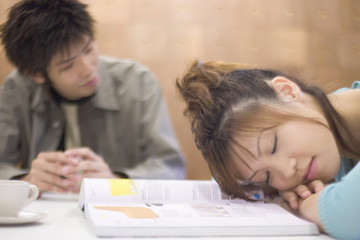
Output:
[91, 58, 121, 111]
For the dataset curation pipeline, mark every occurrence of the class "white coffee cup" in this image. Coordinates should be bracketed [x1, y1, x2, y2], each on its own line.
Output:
[0, 180, 39, 217]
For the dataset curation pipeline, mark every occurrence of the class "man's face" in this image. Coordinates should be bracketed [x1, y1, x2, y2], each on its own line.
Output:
[46, 37, 100, 100]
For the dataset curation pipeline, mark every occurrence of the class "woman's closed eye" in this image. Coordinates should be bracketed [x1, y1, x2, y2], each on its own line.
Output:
[271, 132, 277, 154]
[266, 132, 277, 184]
[265, 170, 270, 184]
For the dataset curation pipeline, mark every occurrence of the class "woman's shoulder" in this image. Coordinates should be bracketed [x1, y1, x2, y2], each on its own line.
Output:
[330, 81, 360, 108]
[329, 82, 360, 152]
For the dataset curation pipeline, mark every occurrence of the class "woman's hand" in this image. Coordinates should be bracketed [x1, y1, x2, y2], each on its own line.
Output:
[280, 180, 325, 210]
[273, 181, 326, 233]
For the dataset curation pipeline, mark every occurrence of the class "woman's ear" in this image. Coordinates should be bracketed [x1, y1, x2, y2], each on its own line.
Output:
[270, 76, 303, 101]
[31, 72, 46, 84]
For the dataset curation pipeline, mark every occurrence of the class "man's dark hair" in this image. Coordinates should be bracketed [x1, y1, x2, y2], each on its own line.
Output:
[0, 0, 95, 75]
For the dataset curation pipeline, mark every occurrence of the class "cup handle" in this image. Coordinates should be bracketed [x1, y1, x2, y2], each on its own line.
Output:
[24, 184, 39, 207]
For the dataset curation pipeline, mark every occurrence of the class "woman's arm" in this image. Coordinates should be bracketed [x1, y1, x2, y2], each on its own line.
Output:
[278, 180, 326, 232]
[297, 191, 325, 232]
[299, 163, 360, 240]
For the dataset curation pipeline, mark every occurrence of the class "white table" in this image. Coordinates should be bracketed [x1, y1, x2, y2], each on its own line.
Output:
[1, 193, 334, 240]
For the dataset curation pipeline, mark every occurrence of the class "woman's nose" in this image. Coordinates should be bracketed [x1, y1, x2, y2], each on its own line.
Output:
[272, 156, 297, 179]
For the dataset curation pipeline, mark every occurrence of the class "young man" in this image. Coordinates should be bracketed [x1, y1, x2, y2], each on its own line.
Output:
[0, 0, 185, 194]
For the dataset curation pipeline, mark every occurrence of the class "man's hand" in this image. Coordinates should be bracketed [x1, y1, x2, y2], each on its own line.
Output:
[65, 147, 117, 179]
[280, 180, 325, 210]
[21, 151, 82, 194]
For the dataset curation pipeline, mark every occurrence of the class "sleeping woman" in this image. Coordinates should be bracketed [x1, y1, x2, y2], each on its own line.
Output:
[176, 60, 360, 240]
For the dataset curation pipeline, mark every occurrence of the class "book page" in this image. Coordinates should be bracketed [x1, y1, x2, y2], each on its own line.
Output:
[79, 178, 263, 207]
[79, 179, 319, 237]
[85, 201, 319, 237]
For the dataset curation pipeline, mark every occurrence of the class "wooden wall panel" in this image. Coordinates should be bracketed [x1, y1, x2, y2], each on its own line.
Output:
[1, 0, 359, 179]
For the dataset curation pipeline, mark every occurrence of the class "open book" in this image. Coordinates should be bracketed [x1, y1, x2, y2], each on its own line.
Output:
[79, 178, 319, 237]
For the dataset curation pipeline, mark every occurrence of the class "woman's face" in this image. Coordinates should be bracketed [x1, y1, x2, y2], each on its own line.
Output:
[231, 105, 341, 191]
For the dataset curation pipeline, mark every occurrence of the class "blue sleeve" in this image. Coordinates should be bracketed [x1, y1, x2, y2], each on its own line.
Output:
[334, 81, 360, 93]
[351, 81, 360, 89]
[318, 163, 360, 240]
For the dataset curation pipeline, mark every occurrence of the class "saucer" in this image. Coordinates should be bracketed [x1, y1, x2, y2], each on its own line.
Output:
[0, 211, 47, 224]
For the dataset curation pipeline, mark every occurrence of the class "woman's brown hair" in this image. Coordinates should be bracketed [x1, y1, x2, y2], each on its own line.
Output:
[176, 60, 359, 201]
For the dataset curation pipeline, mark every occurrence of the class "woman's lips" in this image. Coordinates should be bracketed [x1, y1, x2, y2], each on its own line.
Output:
[305, 157, 317, 181]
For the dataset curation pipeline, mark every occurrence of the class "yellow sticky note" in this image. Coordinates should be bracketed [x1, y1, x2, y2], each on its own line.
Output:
[108, 179, 138, 196]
